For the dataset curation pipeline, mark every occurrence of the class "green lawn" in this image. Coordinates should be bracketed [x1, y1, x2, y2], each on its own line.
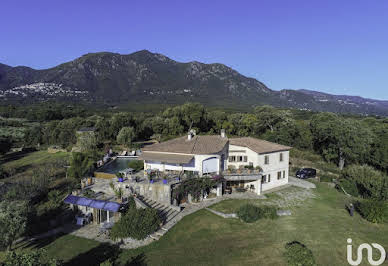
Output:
[2, 150, 69, 170]
[2, 183, 385, 265]
[1, 150, 70, 182]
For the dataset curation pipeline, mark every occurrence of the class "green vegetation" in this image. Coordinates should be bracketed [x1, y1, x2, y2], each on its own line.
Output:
[110, 207, 161, 241]
[356, 200, 388, 223]
[0, 201, 28, 251]
[1, 150, 69, 176]
[3, 249, 61, 266]
[284, 241, 316, 266]
[339, 165, 388, 200]
[237, 204, 277, 223]
[116, 126, 135, 148]
[172, 177, 217, 202]
[0, 183, 386, 265]
[128, 160, 144, 172]
[67, 152, 95, 179]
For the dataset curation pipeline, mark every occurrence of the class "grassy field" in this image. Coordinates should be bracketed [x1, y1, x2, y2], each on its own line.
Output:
[1, 150, 70, 180]
[2, 182, 386, 265]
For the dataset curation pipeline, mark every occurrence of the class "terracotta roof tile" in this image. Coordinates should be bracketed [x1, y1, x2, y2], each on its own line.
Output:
[229, 137, 291, 154]
[139, 152, 194, 164]
[142, 135, 228, 155]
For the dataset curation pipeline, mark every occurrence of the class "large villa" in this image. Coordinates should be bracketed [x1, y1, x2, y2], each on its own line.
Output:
[140, 130, 291, 195]
[64, 129, 291, 227]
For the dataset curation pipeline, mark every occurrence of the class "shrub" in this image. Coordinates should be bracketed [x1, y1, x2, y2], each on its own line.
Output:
[338, 179, 359, 197]
[110, 207, 161, 240]
[128, 160, 144, 172]
[284, 241, 316, 266]
[127, 196, 136, 210]
[340, 165, 388, 200]
[356, 200, 388, 223]
[319, 174, 334, 183]
[237, 204, 277, 223]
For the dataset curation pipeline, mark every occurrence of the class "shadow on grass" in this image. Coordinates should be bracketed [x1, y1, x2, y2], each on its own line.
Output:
[64, 243, 122, 266]
[27, 233, 67, 249]
[62, 242, 147, 266]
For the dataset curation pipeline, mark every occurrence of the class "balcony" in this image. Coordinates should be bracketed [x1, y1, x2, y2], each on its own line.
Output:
[222, 166, 262, 176]
[221, 167, 262, 181]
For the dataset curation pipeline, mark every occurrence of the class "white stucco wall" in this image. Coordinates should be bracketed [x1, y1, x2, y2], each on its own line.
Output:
[227, 144, 289, 192]
[143, 146, 228, 176]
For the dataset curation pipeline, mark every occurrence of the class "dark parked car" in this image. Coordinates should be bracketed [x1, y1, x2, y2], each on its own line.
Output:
[296, 168, 316, 179]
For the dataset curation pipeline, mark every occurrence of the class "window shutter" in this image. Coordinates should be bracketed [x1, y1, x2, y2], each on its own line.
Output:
[244, 156, 247, 162]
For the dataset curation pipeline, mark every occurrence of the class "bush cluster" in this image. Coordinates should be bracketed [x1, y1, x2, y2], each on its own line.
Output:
[339, 165, 388, 200]
[237, 204, 277, 223]
[284, 241, 316, 266]
[110, 207, 161, 240]
[356, 200, 388, 223]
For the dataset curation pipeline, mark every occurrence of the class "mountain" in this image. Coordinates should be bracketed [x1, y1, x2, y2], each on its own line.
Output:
[1, 50, 388, 116]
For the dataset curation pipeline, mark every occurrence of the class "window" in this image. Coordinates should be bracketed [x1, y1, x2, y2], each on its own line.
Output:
[264, 155, 269, 165]
[280, 153, 283, 162]
[229, 156, 236, 162]
[283, 170, 286, 179]
[277, 171, 282, 180]
[262, 175, 266, 183]
[238, 156, 243, 162]
[268, 174, 271, 182]
[243, 156, 248, 162]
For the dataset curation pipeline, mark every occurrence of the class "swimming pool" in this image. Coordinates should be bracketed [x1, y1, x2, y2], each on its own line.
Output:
[97, 157, 138, 174]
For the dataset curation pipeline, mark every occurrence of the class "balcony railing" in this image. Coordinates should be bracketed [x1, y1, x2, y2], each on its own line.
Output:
[222, 168, 262, 176]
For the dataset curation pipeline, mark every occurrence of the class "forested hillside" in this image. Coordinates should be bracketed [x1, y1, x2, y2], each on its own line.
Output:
[1, 102, 388, 173]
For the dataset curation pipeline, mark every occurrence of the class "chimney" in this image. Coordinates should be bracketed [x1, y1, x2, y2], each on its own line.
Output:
[221, 129, 226, 138]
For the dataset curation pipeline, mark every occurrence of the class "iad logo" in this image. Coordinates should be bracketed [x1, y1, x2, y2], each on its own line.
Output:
[347, 238, 386, 266]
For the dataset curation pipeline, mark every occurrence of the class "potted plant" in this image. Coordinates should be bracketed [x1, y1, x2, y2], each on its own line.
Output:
[116, 172, 124, 182]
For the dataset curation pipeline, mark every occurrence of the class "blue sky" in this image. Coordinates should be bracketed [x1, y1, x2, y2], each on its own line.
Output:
[1, 0, 388, 99]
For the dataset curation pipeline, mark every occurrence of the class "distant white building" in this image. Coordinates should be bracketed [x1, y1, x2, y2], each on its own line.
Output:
[139, 130, 291, 195]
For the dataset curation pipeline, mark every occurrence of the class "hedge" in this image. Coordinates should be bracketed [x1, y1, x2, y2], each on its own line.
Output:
[110, 207, 161, 240]
[237, 204, 277, 223]
[356, 200, 388, 223]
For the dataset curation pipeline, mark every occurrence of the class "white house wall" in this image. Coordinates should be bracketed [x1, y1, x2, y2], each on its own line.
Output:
[228, 144, 289, 192]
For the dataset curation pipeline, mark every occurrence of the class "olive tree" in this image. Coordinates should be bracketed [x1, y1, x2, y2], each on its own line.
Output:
[117, 127, 135, 148]
[310, 113, 372, 169]
[0, 200, 28, 251]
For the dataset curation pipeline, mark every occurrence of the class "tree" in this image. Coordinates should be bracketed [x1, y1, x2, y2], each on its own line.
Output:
[110, 207, 161, 240]
[67, 152, 95, 179]
[341, 165, 388, 200]
[180, 103, 206, 130]
[4, 249, 62, 266]
[310, 113, 372, 169]
[78, 131, 97, 152]
[117, 127, 135, 148]
[370, 125, 388, 172]
[0, 200, 28, 251]
[254, 105, 292, 133]
[24, 125, 43, 147]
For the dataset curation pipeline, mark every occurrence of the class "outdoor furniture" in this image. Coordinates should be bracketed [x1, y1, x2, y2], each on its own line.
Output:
[224, 187, 232, 194]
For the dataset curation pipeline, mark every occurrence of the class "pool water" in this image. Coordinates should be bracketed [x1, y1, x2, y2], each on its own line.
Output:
[97, 157, 138, 174]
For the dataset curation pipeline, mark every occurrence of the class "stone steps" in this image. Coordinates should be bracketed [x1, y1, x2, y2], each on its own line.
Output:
[139, 197, 180, 225]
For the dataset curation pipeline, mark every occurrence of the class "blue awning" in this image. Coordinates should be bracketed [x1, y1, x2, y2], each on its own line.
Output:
[63, 195, 122, 212]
